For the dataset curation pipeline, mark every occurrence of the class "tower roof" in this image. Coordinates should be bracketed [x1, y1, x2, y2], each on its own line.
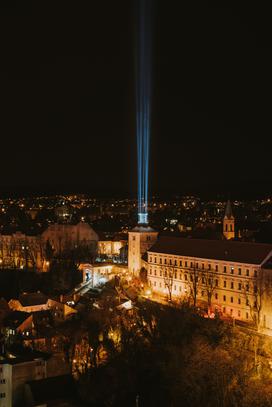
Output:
[224, 200, 234, 219]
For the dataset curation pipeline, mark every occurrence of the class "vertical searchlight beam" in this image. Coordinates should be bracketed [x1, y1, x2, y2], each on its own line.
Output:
[136, 0, 152, 225]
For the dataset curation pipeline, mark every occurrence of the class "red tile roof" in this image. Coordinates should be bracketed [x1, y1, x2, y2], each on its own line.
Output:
[148, 237, 272, 265]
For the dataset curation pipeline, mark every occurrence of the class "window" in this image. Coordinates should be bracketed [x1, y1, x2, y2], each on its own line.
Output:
[238, 268, 241, 275]
[180, 273, 182, 280]
[174, 260, 177, 266]
[179, 286, 182, 292]
[231, 297, 233, 303]
[246, 299, 249, 306]
[160, 270, 162, 277]
[159, 282, 162, 288]
[238, 283, 242, 290]
[0, 379, 6, 384]
[208, 264, 211, 270]
[215, 279, 218, 287]
[132, 236, 135, 241]
[154, 269, 157, 276]
[190, 262, 193, 268]
[224, 281, 226, 288]
[150, 257, 152, 263]
[246, 312, 249, 319]
[174, 271, 177, 279]
[215, 265, 218, 271]
[246, 284, 249, 291]
[215, 293, 218, 299]
[0, 393, 6, 398]
[223, 307, 226, 313]
[149, 269, 152, 275]
[231, 282, 234, 289]
[160, 258, 162, 264]
[164, 259, 167, 265]
[223, 295, 226, 302]
[185, 274, 188, 281]
[202, 263, 204, 269]
[246, 269, 249, 277]
[154, 281, 156, 287]
[196, 262, 198, 268]
[238, 298, 241, 304]
[190, 275, 193, 282]
[254, 285, 257, 293]
[254, 270, 257, 277]
[154, 257, 157, 263]
[169, 259, 172, 265]
[202, 277, 205, 284]
[201, 291, 204, 296]
[179, 260, 182, 267]
[185, 261, 188, 267]
[231, 267, 234, 274]
[174, 285, 176, 291]
[224, 266, 226, 273]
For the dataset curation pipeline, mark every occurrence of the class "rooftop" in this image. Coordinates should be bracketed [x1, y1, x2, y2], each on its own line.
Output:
[18, 292, 48, 307]
[148, 236, 272, 265]
[3, 310, 31, 329]
[26, 374, 78, 405]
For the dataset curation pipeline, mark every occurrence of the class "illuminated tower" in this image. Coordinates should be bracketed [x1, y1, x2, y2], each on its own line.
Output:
[223, 200, 235, 240]
[128, 226, 158, 275]
[128, 0, 157, 275]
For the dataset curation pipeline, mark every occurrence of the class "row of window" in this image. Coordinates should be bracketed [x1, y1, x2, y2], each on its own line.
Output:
[213, 293, 252, 306]
[0, 392, 6, 398]
[222, 307, 249, 319]
[149, 270, 256, 292]
[150, 281, 254, 307]
[149, 258, 257, 277]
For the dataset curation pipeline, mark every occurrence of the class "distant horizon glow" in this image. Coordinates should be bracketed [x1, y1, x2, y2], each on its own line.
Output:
[136, 0, 152, 225]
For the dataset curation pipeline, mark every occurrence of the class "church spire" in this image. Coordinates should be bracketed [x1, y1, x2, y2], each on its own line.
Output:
[224, 200, 234, 219]
[223, 200, 235, 239]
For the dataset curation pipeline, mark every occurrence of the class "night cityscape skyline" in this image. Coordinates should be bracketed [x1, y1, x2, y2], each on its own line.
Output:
[1, 2, 272, 406]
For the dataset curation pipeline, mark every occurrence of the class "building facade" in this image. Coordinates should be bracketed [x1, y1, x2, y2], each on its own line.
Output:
[0, 352, 47, 407]
[128, 226, 158, 275]
[41, 221, 98, 254]
[0, 222, 99, 271]
[146, 236, 272, 331]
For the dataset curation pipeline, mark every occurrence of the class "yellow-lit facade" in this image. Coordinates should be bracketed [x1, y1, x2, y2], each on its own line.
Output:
[147, 248, 272, 332]
[128, 226, 158, 275]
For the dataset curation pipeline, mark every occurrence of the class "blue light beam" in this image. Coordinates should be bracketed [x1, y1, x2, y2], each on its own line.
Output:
[136, 0, 152, 225]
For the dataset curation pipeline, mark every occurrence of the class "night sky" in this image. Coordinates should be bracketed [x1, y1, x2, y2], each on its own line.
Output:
[0, 1, 271, 198]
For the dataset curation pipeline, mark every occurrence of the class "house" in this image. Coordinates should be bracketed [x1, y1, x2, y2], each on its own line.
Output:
[8, 292, 77, 322]
[24, 374, 79, 407]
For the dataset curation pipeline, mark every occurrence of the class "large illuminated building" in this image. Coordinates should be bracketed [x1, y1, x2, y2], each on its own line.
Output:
[0, 222, 99, 270]
[144, 203, 272, 332]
